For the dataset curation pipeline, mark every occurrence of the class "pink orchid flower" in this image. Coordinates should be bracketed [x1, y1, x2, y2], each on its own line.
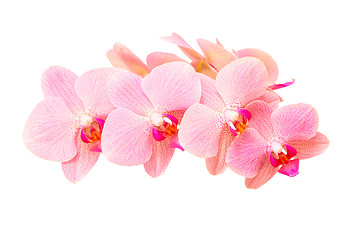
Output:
[179, 57, 272, 175]
[163, 33, 294, 90]
[101, 61, 201, 177]
[234, 48, 295, 90]
[161, 33, 237, 79]
[226, 101, 329, 189]
[107, 43, 184, 77]
[23, 66, 117, 183]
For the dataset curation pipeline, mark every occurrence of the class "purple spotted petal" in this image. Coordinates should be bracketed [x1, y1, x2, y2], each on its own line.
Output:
[285, 144, 297, 159]
[237, 108, 252, 121]
[152, 127, 167, 141]
[163, 114, 178, 125]
[270, 153, 280, 168]
[269, 79, 295, 90]
[278, 159, 300, 177]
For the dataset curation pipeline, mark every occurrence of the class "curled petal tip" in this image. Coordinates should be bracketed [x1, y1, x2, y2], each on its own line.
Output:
[285, 144, 297, 159]
[269, 79, 295, 90]
[237, 108, 252, 121]
[168, 133, 184, 151]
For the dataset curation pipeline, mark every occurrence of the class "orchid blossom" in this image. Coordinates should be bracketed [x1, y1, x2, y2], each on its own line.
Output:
[23, 66, 117, 183]
[162, 33, 293, 106]
[179, 57, 272, 175]
[162, 33, 237, 79]
[107, 43, 184, 77]
[101, 61, 201, 177]
[226, 101, 329, 189]
[234, 48, 295, 90]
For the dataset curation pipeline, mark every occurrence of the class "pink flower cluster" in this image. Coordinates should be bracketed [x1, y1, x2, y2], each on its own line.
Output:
[24, 33, 329, 189]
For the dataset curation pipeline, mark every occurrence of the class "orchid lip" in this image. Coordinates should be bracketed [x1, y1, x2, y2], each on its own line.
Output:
[269, 142, 300, 177]
[284, 144, 297, 159]
[152, 127, 167, 141]
[81, 130, 91, 143]
[94, 117, 105, 130]
[278, 159, 300, 177]
[228, 121, 238, 136]
[79, 114, 104, 144]
[90, 145, 102, 153]
[151, 113, 179, 142]
[270, 153, 281, 168]
[162, 114, 178, 125]
[225, 108, 250, 136]
[168, 133, 184, 151]
[237, 108, 251, 120]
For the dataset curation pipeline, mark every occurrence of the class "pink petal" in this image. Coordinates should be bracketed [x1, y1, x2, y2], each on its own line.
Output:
[269, 79, 295, 90]
[143, 138, 175, 178]
[191, 60, 217, 79]
[197, 38, 237, 71]
[215, 57, 268, 106]
[62, 133, 100, 183]
[236, 48, 279, 85]
[167, 110, 185, 125]
[106, 43, 150, 77]
[287, 132, 329, 159]
[75, 68, 118, 119]
[161, 33, 203, 62]
[108, 70, 153, 116]
[271, 104, 319, 141]
[23, 97, 78, 162]
[146, 52, 185, 69]
[245, 155, 279, 189]
[216, 38, 223, 47]
[101, 107, 153, 166]
[41, 66, 83, 113]
[142, 61, 201, 112]
[255, 90, 281, 110]
[205, 127, 235, 175]
[278, 159, 300, 177]
[245, 100, 275, 140]
[179, 104, 225, 158]
[226, 128, 267, 178]
[198, 73, 224, 111]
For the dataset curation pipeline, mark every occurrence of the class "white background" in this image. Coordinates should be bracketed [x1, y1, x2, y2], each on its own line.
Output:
[1, 0, 363, 239]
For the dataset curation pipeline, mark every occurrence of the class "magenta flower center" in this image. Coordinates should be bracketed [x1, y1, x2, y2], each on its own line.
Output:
[269, 142, 299, 177]
[79, 114, 105, 144]
[225, 108, 251, 136]
[151, 113, 179, 141]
